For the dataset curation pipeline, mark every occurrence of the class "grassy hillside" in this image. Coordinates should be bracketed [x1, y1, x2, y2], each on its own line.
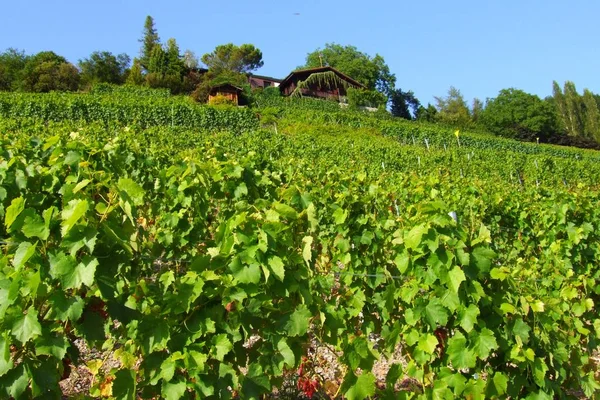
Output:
[0, 92, 598, 399]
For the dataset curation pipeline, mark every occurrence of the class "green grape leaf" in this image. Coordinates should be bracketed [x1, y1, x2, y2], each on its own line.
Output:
[405, 224, 427, 250]
[273, 203, 298, 220]
[581, 372, 600, 398]
[35, 334, 70, 359]
[470, 328, 498, 359]
[162, 379, 186, 400]
[211, 334, 232, 361]
[425, 298, 449, 328]
[50, 253, 97, 290]
[277, 338, 295, 368]
[12, 241, 36, 270]
[490, 372, 508, 396]
[112, 369, 136, 400]
[242, 363, 271, 399]
[394, 251, 410, 274]
[533, 358, 548, 388]
[12, 306, 42, 343]
[344, 372, 376, 400]
[268, 256, 285, 282]
[386, 364, 403, 388]
[458, 304, 480, 333]
[447, 332, 476, 369]
[418, 333, 439, 355]
[471, 247, 496, 274]
[333, 207, 347, 225]
[447, 266, 466, 293]
[0, 332, 13, 377]
[48, 292, 84, 321]
[284, 304, 311, 337]
[462, 378, 486, 400]
[229, 257, 261, 284]
[0, 364, 28, 399]
[118, 178, 145, 206]
[513, 318, 531, 342]
[234, 182, 248, 199]
[21, 211, 49, 240]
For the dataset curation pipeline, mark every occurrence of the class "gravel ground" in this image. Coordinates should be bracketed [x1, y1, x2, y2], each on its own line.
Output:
[57, 336, 599, 399]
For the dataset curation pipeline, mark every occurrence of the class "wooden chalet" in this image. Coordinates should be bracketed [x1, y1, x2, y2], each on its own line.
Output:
[248, 74, 282, 89]
[278, 66, 365, 102]
[208, 84, 243, 105]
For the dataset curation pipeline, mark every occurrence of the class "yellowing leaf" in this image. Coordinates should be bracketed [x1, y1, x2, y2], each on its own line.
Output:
[61, 199, 89, 236]
[5, 196, 25, 230]
[531, 300, 545, 312]
[302, 236, 313, 264]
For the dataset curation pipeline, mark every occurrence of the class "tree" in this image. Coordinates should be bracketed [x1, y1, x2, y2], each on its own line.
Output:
[201, 44, 264, 74]
[390, 88, 420, 119]
[553, 81, 584, 137]
[147, 44, 168, 75]
[139, 15, 160, 70]
[471, 98, 484, 123]
[165, 38, 184, 77]
[434, 86, 471, 128]
[416, 104, 438, 122]
[78, 51, 130, 86]
[126, 58, 144, 85]
[0, 48, 28, 91]
[183, 50, 199, 70]
[582, 89, 600, 141]
[564, 81, 584, 136]
[302, 43, 396, 96]
[143, 38, 187, 94]
[21, 51, 79, 92]
[346, 88, 388, 109]
[479, 88, 558, 139]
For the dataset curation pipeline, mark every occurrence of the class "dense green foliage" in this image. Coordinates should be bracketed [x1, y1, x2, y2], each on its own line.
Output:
[89, 83, 171, 98]
[0, 49, 28, 91]
[303, 43, 396, 96]
[346, 88, 388, 109]
[0, 92, 258, 131]
[0, 95, 599, 398]
[201, 44, 264, 75]
[78, 52, 131, 87]
[19, 51, 80, 93]
[477, 89, 559, 139]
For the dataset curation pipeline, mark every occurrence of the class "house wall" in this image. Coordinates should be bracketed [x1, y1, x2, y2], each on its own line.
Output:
[281, 80, 345, 100]
[249, 77, 281, 89]
[208, 90, 239, 104]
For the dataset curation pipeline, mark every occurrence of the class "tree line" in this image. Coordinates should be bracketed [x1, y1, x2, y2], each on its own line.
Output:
[1, 15, 599, 148]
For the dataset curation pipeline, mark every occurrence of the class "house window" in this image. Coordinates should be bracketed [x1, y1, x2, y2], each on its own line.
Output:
[263, 81, 272, 88]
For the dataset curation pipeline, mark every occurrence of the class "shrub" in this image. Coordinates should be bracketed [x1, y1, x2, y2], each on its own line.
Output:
[346, 87, 387, 109]
[208, 94, 236, 106]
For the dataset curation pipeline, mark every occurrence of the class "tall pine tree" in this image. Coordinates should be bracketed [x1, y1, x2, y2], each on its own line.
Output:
[139, 16, 160, 71]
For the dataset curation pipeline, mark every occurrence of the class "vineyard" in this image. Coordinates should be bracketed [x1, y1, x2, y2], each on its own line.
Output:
[0, 92, 599, 399]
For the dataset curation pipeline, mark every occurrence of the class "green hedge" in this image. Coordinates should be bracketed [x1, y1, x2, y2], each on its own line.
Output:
[0, 92, 259, 132]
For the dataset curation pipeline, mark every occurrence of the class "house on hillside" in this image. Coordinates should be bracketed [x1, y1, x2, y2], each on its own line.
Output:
[248, 74, 282, 89]
[208, 84, 243, 105]
[278, 66, 365, 102]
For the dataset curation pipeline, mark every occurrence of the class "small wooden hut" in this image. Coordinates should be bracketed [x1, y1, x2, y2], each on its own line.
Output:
[208, 84, 243, 105]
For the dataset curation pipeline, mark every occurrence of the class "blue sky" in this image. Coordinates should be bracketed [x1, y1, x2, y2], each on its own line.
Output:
[1, 0, 598, 105]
